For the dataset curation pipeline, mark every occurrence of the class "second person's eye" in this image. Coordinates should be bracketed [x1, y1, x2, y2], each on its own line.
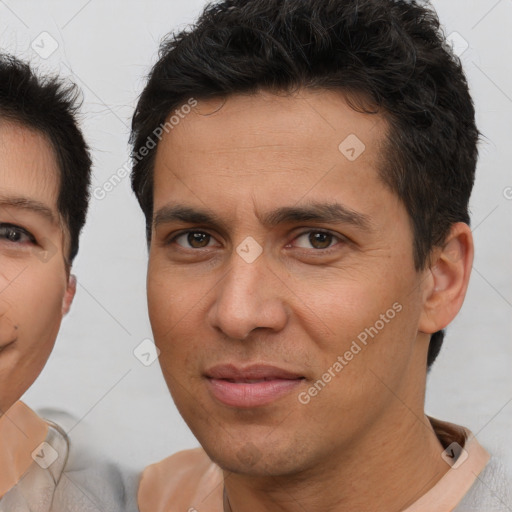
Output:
[0, 224, 36, 245]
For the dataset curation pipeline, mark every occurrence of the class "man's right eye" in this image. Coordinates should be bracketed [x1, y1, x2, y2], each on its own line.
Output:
[0, 224, 36, 245]
[172, 231, 218, 249]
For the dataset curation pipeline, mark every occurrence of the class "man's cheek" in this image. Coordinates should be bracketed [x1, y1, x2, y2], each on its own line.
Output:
[0, 309, 17, 344]
[148, 283, 186, 324]
[156, 334, 191, 376]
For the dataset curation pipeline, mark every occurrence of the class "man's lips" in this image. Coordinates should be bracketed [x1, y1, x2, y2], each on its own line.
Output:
[205, 364, 305, 408]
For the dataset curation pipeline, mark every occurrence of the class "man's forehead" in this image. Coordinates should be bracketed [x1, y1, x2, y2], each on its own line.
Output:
[161, 89, 387, 152]
[152, 89, 392, 230]
[154, 90, 387, 188]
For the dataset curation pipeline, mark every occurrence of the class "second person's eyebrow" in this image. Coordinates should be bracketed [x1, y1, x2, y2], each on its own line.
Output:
[0, 195, 57, 224]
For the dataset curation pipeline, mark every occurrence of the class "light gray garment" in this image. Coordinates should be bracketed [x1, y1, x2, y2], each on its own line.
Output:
[0, 409, 139, 512]
[454, 455, 512, 511]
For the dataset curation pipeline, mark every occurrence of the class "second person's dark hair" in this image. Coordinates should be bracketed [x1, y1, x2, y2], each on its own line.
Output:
[0, 54, 91, 264]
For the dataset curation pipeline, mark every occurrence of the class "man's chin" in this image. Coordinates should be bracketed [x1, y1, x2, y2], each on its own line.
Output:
[197, 434, 310, 478]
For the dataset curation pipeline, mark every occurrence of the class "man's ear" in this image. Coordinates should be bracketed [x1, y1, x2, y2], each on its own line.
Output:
[418, 222, 474, 334]
[62, 274, 77, 316]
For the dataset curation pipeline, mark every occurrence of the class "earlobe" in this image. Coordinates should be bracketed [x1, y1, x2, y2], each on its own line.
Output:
[418, 223, 474, 334]
[62, 274, 77, 315]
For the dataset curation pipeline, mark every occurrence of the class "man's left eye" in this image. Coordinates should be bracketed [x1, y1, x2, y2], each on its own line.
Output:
[292, 231, 341, 250]
[0, 224, 35, 244]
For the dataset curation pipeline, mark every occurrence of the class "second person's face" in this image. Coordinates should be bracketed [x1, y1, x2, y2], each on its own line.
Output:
[0, 121, 75, 413]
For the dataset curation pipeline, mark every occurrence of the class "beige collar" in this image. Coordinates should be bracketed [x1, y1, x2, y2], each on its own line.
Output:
[0, 401, 49, 498]
[403, 426, 490, 511]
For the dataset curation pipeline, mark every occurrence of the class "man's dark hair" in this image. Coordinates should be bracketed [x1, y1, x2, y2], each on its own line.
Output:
[130, 0, 479, 368]
[0, 54, 91, 264]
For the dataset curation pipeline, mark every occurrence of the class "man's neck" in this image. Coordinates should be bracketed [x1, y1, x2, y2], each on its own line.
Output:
[223, 413, 450, 512]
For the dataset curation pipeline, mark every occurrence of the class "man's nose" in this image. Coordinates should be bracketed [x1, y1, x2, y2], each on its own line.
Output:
[207, 249, 288, 341]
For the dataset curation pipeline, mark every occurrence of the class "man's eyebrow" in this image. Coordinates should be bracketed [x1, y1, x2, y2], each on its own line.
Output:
[260, 202, 373, 231]
[153, 202, 373, 232]
[154, 205, 224, 230]
[0, 195, 57, 224]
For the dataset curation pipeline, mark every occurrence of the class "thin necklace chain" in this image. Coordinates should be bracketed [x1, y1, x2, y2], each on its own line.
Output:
[223, 486, 233, 512]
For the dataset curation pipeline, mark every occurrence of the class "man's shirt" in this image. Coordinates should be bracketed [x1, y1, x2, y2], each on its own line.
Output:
[0, 401, 138, 512]
[138, 417, 511, 511]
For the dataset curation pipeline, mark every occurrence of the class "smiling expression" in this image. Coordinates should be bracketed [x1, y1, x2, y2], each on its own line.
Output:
[0, 121, 75, 413]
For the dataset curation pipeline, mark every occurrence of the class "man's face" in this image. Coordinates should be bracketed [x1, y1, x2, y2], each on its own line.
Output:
[148, 90, 431, 476]
[0, 122, 75, 413]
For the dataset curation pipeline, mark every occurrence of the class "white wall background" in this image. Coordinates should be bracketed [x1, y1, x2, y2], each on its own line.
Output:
[0, 0, 510, 478]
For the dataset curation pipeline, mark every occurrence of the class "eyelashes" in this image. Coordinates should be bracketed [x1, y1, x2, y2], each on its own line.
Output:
[291, 230, 342, 251]
[172, 231, 218, 249]
[0, 223, 36, 245]
[169, 229, 344, 252]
